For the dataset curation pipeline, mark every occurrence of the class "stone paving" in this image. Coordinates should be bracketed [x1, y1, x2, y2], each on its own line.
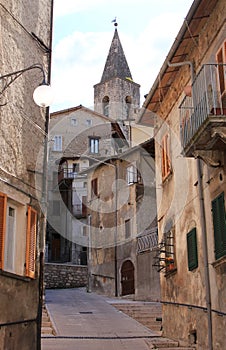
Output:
[41, 288, 161, 350]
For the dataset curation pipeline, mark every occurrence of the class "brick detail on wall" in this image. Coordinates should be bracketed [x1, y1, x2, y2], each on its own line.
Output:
[44, 263, 87, 289]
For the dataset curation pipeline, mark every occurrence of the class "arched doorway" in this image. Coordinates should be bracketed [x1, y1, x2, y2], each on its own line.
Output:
[121, 260, 135, 296]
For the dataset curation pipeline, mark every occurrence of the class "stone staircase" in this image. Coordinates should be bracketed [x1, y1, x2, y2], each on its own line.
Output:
[111, 301, 162, 332]
[41, 306, 55, 336]
[111, 302, 195, 349]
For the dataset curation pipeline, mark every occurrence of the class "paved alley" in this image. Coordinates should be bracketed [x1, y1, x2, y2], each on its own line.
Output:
[41, 288, 161, 350]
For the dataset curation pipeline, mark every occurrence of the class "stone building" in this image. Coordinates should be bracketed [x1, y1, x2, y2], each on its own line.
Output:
[47, 105, 128, 264]
[0, 1, 53, 349]
[137, 0, 226, 349]
[85, 139, 160, 300]
[94, 23, 140, 123]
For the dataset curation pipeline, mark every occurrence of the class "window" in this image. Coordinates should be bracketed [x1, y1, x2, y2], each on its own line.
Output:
[73, 163, 79, 173]
[126, 163, 137, 185]
[86, 119, 92, 126]
[25, 206, 37, 278]
[71, 118, 77, 126]
[161, 133, 171, 180]
[91, 178, 98, 198]
[125, 219, 131, 239]
[0, 193, 7, 270]
[89, 137, 99, 154]
[53, 135, 62, 151]
[0, 193, 37, 278]
[216, 41, 226, 98]
[187, 228, 198, 271]
[4, 206, 16, 272]
[212, 192, 226, 260]
[82, 196, 87, 217]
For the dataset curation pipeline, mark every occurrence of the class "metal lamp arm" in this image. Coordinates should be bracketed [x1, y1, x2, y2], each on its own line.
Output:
[0, 63, 46, 96]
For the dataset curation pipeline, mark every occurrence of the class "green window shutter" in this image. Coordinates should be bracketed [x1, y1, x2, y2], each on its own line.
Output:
[212, 192, 226, 260]
[187, 228, 198, 271]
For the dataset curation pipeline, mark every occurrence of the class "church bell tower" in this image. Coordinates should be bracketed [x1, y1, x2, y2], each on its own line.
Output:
[94, 22, 140, 122]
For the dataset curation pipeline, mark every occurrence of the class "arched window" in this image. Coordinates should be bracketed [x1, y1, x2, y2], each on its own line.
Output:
[125, 96, 132, 119]
[102, 96, 109, 117]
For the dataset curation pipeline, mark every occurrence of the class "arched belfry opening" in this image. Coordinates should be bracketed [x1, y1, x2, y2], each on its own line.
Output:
[102, 96, 109, 117]
[125, 96, 132, 119]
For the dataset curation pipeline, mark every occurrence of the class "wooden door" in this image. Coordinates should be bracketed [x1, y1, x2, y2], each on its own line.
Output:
[121, 260, 135, 296]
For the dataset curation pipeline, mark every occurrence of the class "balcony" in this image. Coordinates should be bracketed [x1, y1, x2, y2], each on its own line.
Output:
[58, 168, 87, 183]
[180, 64, 226, 164]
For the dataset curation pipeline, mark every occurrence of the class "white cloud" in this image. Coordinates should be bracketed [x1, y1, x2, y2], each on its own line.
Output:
[51, 2, 193, 111]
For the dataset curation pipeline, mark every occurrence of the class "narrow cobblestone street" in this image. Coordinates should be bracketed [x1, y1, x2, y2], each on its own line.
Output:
[41, 288, 161, 350]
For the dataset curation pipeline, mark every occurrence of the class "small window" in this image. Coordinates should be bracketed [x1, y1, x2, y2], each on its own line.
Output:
[91, 178, 98, 198]
[89, 137, 99, 154]
[212, 192, 226, 260]
[71, 118, 77, 126]
[161, 133, 171, 180]
[73, 163, 79, 173]
[126, 163, 137, 185]
[86, 119, 92, 126]
[216, 41, 226, 97]
[125, 219, 131, 239]
[187, 228, 198, 271]
[53, 135, 62, 151]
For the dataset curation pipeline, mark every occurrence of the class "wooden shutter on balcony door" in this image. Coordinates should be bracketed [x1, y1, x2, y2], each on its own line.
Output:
[25, 206, 37, 278]
[0, 193, 7, 269]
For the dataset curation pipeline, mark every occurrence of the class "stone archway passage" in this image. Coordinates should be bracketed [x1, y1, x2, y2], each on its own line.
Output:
[121, 260, 135, 296]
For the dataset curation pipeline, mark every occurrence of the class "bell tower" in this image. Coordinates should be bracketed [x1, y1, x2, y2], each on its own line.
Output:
[94, 22, 140, 122]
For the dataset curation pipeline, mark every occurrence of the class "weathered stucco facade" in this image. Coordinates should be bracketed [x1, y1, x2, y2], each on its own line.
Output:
[0, 1, 53, 349]
[86, 140, 160, 300]
[47, 106, 128, 265]
[138, 0, 226, 349]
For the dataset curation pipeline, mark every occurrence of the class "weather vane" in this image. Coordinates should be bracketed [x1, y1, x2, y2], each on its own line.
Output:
[111, 17, 118, 27]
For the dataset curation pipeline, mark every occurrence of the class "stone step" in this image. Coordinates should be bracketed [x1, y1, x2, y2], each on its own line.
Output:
[146, 338, 195, 349]
[112, 302, 162, 332]
[41, 306, 55, 336]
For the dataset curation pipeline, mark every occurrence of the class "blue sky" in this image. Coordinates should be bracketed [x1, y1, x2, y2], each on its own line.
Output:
[51, 0, 194, 112]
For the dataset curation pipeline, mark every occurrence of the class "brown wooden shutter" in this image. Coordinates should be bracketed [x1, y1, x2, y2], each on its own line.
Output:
[0, 193, 7, 269]
[25, 206, 37, 278]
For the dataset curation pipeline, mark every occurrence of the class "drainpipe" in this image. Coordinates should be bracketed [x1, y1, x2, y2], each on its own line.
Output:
[114, 161, 118, 297]
[168, 61, 213, 350]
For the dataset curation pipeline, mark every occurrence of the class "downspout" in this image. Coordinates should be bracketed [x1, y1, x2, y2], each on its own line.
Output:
[168, 61, 213, 350]
[114, 161, 118, 297]
[37, 1, 54, 349]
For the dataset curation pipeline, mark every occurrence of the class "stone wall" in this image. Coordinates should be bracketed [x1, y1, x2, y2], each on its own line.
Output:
[44, 263, 88, 289]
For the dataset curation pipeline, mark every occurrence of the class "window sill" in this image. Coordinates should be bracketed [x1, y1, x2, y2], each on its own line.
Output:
[0, 269, 33, 282]
[212, 255, 226, 274]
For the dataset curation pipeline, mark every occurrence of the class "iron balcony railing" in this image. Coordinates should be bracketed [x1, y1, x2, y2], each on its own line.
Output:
[180, 63, 226, 150]
[137, 227, 158, 254]
[58, 168, 87, 183]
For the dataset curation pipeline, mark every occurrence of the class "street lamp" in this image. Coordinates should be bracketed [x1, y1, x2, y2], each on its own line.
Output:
[0, 63, 54, 107]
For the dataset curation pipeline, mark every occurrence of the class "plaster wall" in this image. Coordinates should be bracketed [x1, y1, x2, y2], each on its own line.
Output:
[153, 0, 226, 347]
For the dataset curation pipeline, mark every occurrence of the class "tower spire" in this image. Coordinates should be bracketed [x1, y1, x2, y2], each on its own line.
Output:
[100, 26, 132, 83]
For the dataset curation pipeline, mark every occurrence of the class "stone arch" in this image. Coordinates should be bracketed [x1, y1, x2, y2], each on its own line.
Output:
[102, 96, 110, 117]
